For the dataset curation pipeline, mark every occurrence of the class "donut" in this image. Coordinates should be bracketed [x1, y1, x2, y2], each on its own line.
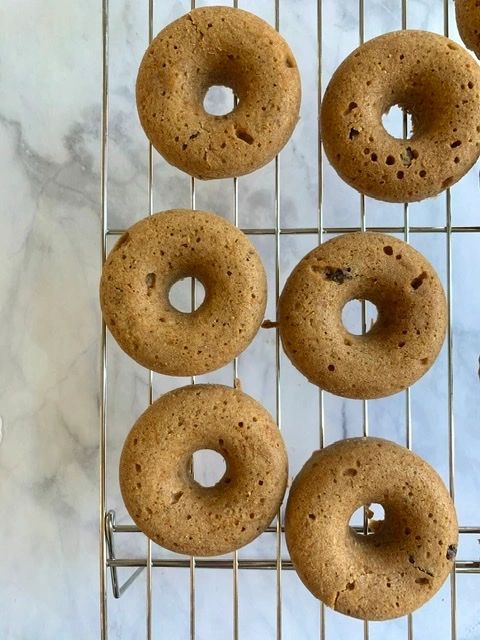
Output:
[321, 30, 480, 202]
[136, 6, 301, 179]
[285, 437, 458, 620]
[278, 232, 446, 399]
[120, 384, 288, 556]
[456, 0, 480, 58]
[100, 209, 267, 376]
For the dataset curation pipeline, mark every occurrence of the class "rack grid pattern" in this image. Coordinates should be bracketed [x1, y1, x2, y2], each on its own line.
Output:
[99, 0, 480, 638]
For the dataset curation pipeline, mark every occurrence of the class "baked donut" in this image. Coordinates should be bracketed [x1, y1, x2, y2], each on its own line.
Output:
[278, 232, 446, 399]
[321, 30, 480, 202]
[120, 384, 288, 556]
[136, 6, 301, 179]
[100, 209, 266, 376]
[456, 0, 480, 58]
[285, 437, 458, 620]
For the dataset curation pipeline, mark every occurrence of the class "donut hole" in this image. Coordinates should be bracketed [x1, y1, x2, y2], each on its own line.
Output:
[342, 299, 378, 336]
[349, 503, 385, 535]
[169, 277, 206, 313]
[192, 449, 227, 488]
[382, 104, 413, 139]
[203, 85, 237, 116]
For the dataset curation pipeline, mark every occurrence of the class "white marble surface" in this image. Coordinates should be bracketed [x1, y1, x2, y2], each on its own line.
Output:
[1, 0, 480, 638]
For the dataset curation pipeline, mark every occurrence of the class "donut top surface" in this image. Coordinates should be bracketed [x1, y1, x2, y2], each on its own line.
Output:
[278, 232, 447, 399]
[456, 0, 480, 58]
[100, 209, 267, 376]
[120, 384, 288, 556]
[321, 30, 480, 202]
[285, 437, 458, 620]
[136, 6, 301, 179]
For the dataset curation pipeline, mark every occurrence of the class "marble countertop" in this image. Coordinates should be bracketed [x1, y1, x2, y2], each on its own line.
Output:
[1, 0, 479, 638]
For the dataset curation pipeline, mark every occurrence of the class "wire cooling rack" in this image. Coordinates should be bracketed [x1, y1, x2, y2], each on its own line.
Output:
[99, 0, 480, 638]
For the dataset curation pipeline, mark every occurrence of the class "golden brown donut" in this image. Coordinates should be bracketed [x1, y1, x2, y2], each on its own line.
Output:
[285, 437, 458, 620]
[321, 30, 480, 202]
[136, 6, 301, 179]
[100, 210, 266, 376]
[456, 0, 480, 58]
[120, 384, 288, 556]
[278, 232, 447, 399]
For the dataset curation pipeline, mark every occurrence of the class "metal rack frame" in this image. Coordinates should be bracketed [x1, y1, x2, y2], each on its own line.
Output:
[99, 0, 480, 638]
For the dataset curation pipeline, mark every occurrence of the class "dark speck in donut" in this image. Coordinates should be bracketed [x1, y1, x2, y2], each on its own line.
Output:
[411, 272, 428, 290]
[235, 128, 254, 144]
[400, 147, 417, 166]
[446, 544, 457, 560]
[324, 267, 352, 284]
[450, 140, 462, 148]
[345, 101, 358, 114]
[383, 245, 393, 256]
[441, 176, 454, 189]
[171, 491, 183, 504]
[349, 128, 359, 140]
[145, 273, 156, 289]
[386, 155, 395, 165]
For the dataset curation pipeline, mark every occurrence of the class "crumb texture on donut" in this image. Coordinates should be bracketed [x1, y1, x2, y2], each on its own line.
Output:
[321, 30, 480, 202]
[136, 6, 301, 179]
[100, 209, 267, 376]
[120, 384, 288, 556]
[456, 0, 480, 58]
[278, 232, 447, 399]
[285, 437, 458, 620]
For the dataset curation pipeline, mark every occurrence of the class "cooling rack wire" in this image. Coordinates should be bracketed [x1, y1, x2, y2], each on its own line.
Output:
[99, 0, 480, 638]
